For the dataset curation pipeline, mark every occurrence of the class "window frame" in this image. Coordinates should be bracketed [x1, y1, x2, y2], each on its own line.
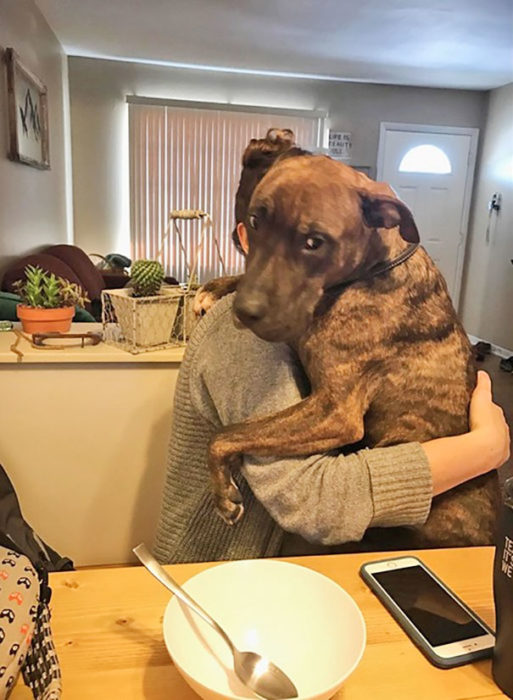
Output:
[127, 96, 328, 283]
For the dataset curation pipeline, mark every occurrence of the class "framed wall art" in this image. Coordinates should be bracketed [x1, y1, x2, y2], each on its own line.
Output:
[5, 48, 50, 169]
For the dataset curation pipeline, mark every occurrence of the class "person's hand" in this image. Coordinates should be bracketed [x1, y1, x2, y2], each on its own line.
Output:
[469, 371, 510, 470]
[423, 370, 510, 495]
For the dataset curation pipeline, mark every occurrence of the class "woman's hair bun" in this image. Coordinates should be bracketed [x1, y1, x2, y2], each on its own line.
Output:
[265, 128, 295, 145]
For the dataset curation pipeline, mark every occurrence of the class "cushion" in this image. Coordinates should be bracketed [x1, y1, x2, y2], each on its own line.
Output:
[45, 245, 104, 301]
[1, 254, 83, 295]
[0, 292, 22, 321]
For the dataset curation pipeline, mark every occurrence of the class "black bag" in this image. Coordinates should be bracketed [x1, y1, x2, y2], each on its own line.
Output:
[0, 464, 73, 699]
[0, 465, 73, 578]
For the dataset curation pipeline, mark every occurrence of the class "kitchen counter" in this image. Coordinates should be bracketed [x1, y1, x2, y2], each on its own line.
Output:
[0, 323, 184, 566]
[0, 323, 185, 363]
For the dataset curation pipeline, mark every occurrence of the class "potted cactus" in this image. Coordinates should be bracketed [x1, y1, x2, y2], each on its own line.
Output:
[13, 265, 89, 334]
[130, 259, 165, 297]
[102, 259, 182, 352]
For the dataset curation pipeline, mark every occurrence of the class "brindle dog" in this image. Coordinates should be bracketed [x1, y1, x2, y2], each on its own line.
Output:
[205, 152, 496, 548]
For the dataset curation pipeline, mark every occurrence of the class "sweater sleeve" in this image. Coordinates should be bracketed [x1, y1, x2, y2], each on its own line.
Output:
[190, 297, 432, 545]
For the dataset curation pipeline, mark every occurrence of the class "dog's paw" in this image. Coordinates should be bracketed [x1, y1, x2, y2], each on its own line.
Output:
[216, 500, 245, 526]
[214, 478, 244, 525]
[193, 287, 218, 317]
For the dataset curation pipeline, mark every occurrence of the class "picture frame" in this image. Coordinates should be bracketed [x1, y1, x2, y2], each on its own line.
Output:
[4, 48, 50, 169]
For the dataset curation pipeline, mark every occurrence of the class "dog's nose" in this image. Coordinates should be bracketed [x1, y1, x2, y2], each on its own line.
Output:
[234, 294, 268, 325]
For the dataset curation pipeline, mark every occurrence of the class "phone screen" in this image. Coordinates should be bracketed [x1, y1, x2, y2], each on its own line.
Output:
[373, 565, 489, 646]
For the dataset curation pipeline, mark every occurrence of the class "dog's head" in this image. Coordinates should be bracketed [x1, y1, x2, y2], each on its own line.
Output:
[234, 155, 419, 343]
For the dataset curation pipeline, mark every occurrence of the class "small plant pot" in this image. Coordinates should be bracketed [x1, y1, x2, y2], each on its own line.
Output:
[16, 305, 75, 334]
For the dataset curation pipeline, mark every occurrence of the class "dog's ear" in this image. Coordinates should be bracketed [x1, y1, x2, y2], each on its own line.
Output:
[358, 192, 419, 243]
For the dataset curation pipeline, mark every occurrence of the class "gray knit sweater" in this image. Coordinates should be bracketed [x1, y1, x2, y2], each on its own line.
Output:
[154, 294, 432, 564]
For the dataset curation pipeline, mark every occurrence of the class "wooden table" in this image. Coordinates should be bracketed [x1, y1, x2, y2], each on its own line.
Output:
[11, 548, 506, 699]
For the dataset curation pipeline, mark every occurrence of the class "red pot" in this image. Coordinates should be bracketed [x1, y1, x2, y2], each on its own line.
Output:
[16, 305, 75, 334]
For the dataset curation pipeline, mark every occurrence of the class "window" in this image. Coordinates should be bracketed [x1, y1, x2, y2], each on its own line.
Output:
[129, 100, 323, 283]
[398, 144, 452, 174]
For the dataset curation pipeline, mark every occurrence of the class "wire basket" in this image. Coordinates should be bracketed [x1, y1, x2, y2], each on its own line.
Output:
[172, 287, 200, 342]
[101, 287, 184, 354]
[101, 208, 223, 354]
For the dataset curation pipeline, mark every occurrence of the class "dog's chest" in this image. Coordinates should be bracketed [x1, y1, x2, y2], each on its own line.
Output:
[296, 267, 473, 445]
[298, 284, 397, 369]
[299, 257, 464, 371]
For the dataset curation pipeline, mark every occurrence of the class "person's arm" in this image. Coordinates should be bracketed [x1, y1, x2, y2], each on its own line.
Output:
[191, 304, 426, 543]
[192, 303, 508, 544]
[424, 370, 509, 496]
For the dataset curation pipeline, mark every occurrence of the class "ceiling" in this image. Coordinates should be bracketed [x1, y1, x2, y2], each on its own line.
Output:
[36, 0, 513, 90]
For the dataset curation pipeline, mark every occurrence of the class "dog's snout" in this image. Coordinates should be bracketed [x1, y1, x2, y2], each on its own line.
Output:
[234, 294, 268, 326]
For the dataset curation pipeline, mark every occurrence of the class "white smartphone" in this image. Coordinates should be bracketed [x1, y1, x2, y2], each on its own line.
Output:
[360, 555, 495, 668]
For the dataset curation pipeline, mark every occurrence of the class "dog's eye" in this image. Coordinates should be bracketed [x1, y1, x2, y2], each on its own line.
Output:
[249, 214, 258, 230]
[304, 235, 324, 251]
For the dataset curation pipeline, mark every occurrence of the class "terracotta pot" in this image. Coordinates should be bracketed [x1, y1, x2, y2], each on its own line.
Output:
[16, 305, 75, 334]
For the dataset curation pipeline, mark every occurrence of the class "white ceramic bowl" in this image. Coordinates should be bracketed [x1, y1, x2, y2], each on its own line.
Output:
[163, 559, 366, 700]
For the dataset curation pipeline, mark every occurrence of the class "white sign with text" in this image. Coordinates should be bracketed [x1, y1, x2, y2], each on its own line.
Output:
[329, 131, 352, 160]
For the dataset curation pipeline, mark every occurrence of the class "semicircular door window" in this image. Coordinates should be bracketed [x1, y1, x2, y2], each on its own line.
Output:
[398, 144, 452, 174]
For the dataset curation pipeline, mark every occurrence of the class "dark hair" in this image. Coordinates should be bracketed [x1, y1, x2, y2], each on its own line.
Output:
[232, 128, 310, 253]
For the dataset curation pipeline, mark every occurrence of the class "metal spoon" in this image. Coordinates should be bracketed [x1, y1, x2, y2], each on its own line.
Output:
[133, 544, 298, 700]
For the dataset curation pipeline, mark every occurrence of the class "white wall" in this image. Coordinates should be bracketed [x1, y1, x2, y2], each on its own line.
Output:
[460, 83, 513, 351]
[0, 0, 72, 278]
[68, 56, 488, 257]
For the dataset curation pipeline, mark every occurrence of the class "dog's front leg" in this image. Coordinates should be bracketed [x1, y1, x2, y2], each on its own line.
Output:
[209, 389, 366, 525]
[193, 275, 242, 316]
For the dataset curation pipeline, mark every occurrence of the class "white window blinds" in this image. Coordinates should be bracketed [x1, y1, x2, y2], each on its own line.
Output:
[129, 101, 323, 283]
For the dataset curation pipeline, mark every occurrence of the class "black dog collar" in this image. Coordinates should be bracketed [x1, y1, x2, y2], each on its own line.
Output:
[326, 242, 420, 296]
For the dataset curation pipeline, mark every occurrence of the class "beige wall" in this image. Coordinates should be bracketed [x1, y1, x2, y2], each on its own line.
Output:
[460, 83, 513, 350]
[68, 56, 488, 257]
[0, 358, 180, 566]
[0, 0, 71, 278]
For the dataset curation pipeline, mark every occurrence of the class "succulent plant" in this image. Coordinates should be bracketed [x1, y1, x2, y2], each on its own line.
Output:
[13, 265, 89, 309]
[130, 259, 165, 297]
[58, 278, 89, 308]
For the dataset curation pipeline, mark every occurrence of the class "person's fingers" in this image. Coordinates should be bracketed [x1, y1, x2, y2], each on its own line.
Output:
[476, 370, 492, 398]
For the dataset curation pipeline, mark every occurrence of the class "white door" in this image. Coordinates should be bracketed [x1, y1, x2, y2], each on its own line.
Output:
[377, 124, 478, 306]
